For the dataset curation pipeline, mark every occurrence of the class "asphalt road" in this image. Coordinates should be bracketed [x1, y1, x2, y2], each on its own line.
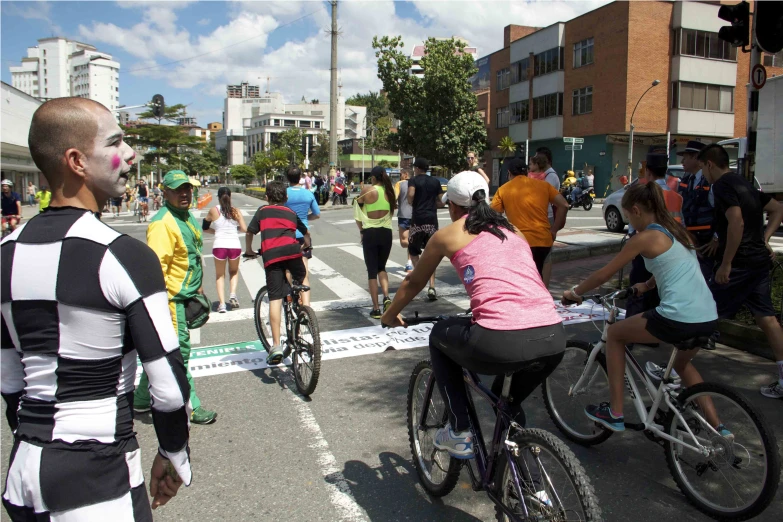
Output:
[2, 189, 781, 521]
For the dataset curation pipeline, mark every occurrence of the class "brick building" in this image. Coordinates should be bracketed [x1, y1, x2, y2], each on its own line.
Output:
[476, 0, 783, 196]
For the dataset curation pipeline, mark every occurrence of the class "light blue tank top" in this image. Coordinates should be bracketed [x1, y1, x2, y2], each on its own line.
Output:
[642, 223, 718, 323]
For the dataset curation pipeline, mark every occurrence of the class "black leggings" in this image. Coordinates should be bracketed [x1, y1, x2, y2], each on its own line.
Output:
[362, 227, 392, 279]
[429, 317, 565, 432]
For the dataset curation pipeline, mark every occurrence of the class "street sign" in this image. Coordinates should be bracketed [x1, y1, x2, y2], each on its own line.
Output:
[563, 137, 584, 144]
[751, 63, 767, 90]
[565, 144, 583, 151]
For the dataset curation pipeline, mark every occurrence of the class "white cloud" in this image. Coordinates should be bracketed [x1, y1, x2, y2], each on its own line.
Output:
[79, 0, 614, 123]
[3, 1, 62, 35]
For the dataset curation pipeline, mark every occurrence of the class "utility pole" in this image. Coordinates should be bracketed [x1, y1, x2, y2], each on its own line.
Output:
[328, 1, 339, 176]
[745, 5, 761, 184]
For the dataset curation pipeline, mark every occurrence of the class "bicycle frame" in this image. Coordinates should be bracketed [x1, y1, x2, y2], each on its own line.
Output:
[569, 298, 717, 457]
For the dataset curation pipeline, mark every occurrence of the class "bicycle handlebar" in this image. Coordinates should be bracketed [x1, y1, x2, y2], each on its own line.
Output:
[562, 286, 637, 307]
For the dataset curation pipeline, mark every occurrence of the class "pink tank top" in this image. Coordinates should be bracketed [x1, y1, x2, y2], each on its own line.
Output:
[451, 231, 561, 330]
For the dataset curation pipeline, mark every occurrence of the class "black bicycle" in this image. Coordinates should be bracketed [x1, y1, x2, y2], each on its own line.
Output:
[245, 253, 322, 396]
[394, 313, 602, 522]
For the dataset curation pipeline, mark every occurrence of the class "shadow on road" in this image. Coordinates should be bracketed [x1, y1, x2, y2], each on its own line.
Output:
[334, 451, 482, 522]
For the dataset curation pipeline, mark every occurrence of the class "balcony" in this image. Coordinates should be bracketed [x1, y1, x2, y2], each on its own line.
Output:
[669, 109, 734, 138]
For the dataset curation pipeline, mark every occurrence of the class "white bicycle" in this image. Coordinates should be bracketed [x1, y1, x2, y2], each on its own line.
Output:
[543, 289, 780, 520]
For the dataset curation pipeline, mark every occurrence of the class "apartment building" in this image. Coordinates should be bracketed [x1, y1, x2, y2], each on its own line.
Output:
[245, 113, 326, 161]
[482, 0, 783, 195]
[411, 37, 477, 77]
[9, 37, 120, 112]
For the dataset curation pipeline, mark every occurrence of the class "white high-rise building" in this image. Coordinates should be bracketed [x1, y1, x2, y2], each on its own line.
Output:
[410, 37, 477, 77]
[9, 37, 120, 112]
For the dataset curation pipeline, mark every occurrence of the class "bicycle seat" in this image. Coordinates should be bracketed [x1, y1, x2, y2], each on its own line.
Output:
[673, 336, 711, 351]
[292, 284, 310, 293]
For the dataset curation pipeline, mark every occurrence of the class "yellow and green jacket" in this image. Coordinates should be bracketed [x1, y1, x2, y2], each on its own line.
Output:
[147, 203, 203, 302]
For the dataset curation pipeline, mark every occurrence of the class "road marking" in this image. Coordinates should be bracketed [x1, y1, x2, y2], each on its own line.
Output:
[238, 256, 267, 297]
[307, 256, 370, 301]
[190, 327, 201, 345]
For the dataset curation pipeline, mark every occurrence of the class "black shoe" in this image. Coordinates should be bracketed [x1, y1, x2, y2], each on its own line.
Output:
[370, 308, 382, 319]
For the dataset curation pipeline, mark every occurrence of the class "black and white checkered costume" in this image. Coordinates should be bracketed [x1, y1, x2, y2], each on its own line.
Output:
[1, 207, 192, 521]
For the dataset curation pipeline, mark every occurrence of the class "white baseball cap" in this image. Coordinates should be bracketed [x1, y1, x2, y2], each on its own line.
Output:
[441, 171, 489, 208]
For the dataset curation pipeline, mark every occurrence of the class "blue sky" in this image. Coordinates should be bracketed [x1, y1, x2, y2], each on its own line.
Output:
[1, 1, 609, 126]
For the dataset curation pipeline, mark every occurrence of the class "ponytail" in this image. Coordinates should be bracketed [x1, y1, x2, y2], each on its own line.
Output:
[622, 182, 693, 250]
[218, 187, 234, 221]
[380, 172, 397, 213]
[463, 189, 515, 241]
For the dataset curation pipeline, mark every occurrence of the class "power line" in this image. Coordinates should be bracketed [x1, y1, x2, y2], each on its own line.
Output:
[123, 10, 320, 74]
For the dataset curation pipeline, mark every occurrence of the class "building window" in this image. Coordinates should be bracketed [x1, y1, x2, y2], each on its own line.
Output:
[496, 68, 510, 91]
[673, 81, 733, 113]
[573, 38, 594, 68]
[676, 28, 737, 61]
[763, 50, 783, 67]
[496, 106, 510, 128]
[510, 100, 529, 124]
[283, 120, 296, 127]
[511, 58, 529, 84]
[572, 86, 593, 115]
[533, 47, 564, 77]
[532, 93, 563, 120]
[314, 122, 321, 129]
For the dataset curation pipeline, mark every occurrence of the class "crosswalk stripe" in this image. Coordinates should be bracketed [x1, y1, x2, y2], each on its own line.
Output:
[238, 256, 267, 298]
[307, 255, 370, 301]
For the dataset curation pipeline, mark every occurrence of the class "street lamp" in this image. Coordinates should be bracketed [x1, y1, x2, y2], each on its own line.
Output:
[627, 79, 660, 183]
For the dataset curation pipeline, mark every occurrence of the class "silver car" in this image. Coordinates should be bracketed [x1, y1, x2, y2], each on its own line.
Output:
[602, 165, 683, 233]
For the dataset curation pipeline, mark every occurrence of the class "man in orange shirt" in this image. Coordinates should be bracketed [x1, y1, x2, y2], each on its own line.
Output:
[491, 158, 569, 275]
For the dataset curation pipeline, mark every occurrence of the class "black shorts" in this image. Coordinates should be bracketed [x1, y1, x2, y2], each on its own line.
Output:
[296, 237, 313, 259]
[709, 265, 775, 318]
[642, 309, 717, 344]
[361, 227, 392, 279]
[528, 247, 551, 276]
[265, 257, 307, 300]
[408, 220, 438, 257]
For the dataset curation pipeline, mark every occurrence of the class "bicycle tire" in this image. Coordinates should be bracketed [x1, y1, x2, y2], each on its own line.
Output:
[292, 305, 321, 396]
[407, 360, 461, 497]
[542, 340, 613, 446]
[494, 428, 602, 522]
[663, 382, 780, 521]
[253, 286, 272, 350]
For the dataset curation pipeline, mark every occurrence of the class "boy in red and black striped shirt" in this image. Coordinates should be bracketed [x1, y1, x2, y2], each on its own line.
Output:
[245, 181, 310, 364]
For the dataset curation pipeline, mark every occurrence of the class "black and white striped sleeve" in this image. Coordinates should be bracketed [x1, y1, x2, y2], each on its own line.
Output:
[100, 235, 192, 486]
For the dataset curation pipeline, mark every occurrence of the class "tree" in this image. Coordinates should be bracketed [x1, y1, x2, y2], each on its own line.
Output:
[498, 136, 516, 160]
[137, 100, 190, 124]
[123, 124, 204, 179]
[346, 91, 393, 151]
[377, 159, 398, 169]
[372, 36, 487, 173]
[310, 132, 330, 172]
[230, 164, 256, 185]
[274, 128, 305, 165]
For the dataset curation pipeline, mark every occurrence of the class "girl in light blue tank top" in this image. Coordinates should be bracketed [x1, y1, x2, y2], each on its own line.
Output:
[562, 182, 725, 435]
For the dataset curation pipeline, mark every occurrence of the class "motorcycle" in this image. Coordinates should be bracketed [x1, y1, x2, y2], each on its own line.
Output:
[563, 185, 595, 211]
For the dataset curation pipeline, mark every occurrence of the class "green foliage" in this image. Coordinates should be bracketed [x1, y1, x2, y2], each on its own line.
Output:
[310, 132, 330, 172]
[376, 159, 398, 169]
[346, 91, 393, 151]
[230, 164, 256, 185]
[372, 36, 487, 173]
[498, 136, 517, 159]
[274, 128, 305, 165]
[123, 123, 205, 178]
[137, 101, 190, 124]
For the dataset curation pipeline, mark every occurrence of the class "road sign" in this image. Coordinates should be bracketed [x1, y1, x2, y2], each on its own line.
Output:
[565, 144, 583, 151]
[563, 137, 584, 144]
[751, 63, 767, 90]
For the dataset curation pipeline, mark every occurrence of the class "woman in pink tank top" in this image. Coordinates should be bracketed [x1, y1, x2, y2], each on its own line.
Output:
[382, 171, 565, 459]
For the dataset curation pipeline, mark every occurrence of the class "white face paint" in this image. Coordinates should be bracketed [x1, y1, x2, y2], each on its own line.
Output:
[83, 109, 135, 200]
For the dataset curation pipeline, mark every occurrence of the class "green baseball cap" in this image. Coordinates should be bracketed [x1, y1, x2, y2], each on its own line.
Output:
[162, 170, 192, 189]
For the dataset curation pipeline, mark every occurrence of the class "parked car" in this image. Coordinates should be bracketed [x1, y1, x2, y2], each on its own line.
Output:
[602, 165, 683, 233]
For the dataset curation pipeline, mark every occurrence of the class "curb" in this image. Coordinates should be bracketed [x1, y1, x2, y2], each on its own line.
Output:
[551, 240, 623, 264]
[716, 320, 776, 361]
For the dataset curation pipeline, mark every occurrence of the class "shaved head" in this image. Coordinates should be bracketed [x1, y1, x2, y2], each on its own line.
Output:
[28, 98, 106, 179]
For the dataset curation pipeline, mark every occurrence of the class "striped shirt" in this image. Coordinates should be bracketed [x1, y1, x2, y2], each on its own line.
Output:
[0, 207, 192, 485]
[247, 205, 308, 268]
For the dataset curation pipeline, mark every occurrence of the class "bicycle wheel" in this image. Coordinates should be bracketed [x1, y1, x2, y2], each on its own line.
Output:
[253, 286, 272, 350]
[292, 305, 321, 396]
[663, 382, 780, 520]
[542, 341, 613, 446]
[407, 360, 461, 497]
[494, 428, 602, 522]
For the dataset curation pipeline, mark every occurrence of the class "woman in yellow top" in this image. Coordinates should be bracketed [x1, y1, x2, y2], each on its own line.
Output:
[354, 166, 397, 319]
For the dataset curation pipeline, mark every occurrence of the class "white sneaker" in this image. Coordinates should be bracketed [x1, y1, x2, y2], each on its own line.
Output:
[433, 424, 474, 459]
[760, 382, 783, 399]
[534, 490, 553, 507]
[218, 303, 227, 313]
[645, 361, 681, 384]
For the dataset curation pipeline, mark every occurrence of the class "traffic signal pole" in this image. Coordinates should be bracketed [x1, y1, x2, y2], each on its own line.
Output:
[745, 6, 761, 184]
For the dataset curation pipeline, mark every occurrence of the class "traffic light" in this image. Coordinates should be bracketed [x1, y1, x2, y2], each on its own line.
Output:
[756, 1, 783, 54]
[151, 94, 165, 119]
[718, 1, 750, 48]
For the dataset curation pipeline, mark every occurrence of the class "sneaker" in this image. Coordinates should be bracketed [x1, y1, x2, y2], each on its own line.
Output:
[533, 490, 553, 508]
[584, 403, 625, 432]
[266, 344, 285, 365]
[369, 308, 382, 319]
[760, 382, 783, 399]
[433, 424, 474, 459]
[645, 361, 681, 384]
[716, 424, 734, 441]
[133, 404, 151, 414]
[405, 262, 413, 272]
[229, 295, 240, 309]
[190, 406, 217, 425]
[427, 287, 437, 301]
[382, 297, 392, 313]
[218, 303, 227, 313]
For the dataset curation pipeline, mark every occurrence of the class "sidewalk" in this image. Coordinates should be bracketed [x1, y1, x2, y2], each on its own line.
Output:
[551, 228, 623, 263]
